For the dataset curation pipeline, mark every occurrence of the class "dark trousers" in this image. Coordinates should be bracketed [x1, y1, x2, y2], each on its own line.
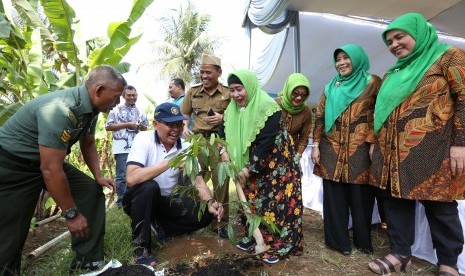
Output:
[0, 154, 105, 276]
[323, 179, 375, 253]
[114, 153, 128, 205]
[374, 187, 386, 223]
[122, 180, 212, 255]
[383, 186, 463, 266]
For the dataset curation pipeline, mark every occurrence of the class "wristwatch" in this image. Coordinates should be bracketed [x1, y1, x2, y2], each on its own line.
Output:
[62, 207, 79, 220]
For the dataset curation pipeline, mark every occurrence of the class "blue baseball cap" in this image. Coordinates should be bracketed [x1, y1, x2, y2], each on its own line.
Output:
[154, 102, 187, 122]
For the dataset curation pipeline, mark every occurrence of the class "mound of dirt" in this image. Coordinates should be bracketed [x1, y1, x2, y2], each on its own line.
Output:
[98, 264, 154, 276]
[167, 254, 260, 276]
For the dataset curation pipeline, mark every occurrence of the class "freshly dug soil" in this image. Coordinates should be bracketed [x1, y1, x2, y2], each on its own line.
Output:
[191, 259, 240, 276]
[167, 253, 259, 276]
[98, 264, 154, 276]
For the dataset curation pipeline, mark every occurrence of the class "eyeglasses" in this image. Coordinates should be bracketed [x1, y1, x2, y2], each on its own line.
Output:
[229, 86, 245, 94]
[159, 121, 184, 129]
[291, 92, 308, 99]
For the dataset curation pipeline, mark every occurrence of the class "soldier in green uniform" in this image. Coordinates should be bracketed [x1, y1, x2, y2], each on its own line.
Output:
[0, 65, 126, 275]
[181, 51, 231, 238]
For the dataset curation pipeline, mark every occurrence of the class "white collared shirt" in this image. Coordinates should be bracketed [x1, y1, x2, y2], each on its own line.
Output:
[106, 103, 149, 154]
[127, 130, 189, 196]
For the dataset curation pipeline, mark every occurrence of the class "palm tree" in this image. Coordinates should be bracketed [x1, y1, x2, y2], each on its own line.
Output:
[144, 1, 220, 85]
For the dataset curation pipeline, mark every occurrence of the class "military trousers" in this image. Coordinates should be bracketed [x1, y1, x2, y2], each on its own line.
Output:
[0, 152, 105, 275]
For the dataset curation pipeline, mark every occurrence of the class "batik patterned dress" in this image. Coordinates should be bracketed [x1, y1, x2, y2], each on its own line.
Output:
[313, 76, 381, 184]
[370, 48, 465, 201]
[241, 117, 304, 259]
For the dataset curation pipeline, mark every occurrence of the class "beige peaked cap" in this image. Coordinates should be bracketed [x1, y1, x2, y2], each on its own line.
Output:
[200, 50, 221, 66]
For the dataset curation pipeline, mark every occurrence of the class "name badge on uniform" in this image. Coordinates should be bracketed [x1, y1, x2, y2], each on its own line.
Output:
[77, 116, 85, 128]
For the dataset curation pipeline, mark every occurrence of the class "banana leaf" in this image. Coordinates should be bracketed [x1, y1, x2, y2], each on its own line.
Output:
[0, 102, 22, 126]
[88, 0, 154, 67]
[27, 29, 47, 95]
[41, 0, 81, 79]
[12, 0, 54, 44]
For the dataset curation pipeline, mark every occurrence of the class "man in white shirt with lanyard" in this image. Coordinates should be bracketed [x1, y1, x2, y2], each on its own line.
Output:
[122, 102, 223, 267]
[105, 85, 148, 207]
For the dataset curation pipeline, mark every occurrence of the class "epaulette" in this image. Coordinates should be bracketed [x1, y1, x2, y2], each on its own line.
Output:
[187, 83, 202, 95]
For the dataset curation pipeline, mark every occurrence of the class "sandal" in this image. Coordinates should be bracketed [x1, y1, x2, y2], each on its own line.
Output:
[438, 264, 459, 276]
[368, 253, 411, 275]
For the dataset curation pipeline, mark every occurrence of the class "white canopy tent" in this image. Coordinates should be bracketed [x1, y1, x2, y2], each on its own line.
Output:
[244, 0, 465, 101]
[287, 0, 465, 38]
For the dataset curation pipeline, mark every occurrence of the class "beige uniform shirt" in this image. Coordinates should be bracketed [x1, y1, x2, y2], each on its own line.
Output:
[181, 83, 231, 133]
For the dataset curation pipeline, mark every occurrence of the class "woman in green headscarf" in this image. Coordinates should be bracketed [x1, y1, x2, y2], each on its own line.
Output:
[276, 73, 312, 155]
[311, 44, 381, 256]
[368, 13, 465, 276]
[218, 69, 303, 264]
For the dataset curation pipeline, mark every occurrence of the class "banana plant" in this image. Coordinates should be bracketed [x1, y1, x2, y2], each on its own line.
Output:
[88, 0, 153, 69]
[0, 0, 155, 216]
[0, 0, 155, 125]
[0, 12, 40, 124]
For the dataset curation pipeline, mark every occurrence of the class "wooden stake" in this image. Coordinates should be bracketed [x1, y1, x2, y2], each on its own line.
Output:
[234, 181, 267, 254]
[27, 231, 70, 259]
[35, 214, 61, 227]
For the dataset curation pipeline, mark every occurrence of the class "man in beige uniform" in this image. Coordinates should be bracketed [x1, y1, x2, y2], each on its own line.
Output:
[181, 51, 230, 238]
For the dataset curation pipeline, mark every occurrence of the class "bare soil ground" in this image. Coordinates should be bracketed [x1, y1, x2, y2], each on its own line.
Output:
[23, 218, 69, 265]
[23, 208, 439, 275]
[157, 209, 438, 275]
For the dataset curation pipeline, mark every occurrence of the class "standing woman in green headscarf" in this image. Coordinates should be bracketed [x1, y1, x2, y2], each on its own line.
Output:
[311, 44, 381, 256]
[368, 13, 465, 276]
[276, 73, 312, 156]
[218, 69, 303, 264]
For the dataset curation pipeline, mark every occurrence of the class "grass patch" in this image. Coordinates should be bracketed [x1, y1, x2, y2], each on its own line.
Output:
[100, 208, 134, 262]
[22, 183, 240, 275]
[23, 207, 134, 275]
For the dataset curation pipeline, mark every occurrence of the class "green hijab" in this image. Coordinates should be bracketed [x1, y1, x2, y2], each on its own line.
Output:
[224, 69, 281, 170]
[278, 73, 311, 114]
[324, 44, 372, 133]
[374, 13, 450, 133]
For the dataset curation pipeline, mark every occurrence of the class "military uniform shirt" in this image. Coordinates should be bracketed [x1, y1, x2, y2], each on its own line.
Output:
[180, 83, 230, 132]
[0, 86, 98, 161]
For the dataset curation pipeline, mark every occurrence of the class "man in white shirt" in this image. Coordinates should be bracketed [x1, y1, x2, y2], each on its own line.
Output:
[122, 102, 223, 267]
[105, 85, 148, 207]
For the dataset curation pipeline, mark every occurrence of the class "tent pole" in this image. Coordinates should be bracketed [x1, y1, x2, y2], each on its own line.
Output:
[293, 12, 301, 73]
[247, 25, 252, 69]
